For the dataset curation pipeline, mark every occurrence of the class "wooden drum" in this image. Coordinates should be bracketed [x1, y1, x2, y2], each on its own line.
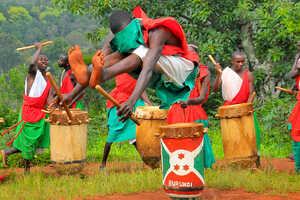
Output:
[159, 123, 205, 199]
[47, 109, 89, 174]
[134, 106, 168, 169]
[217, 103, 258, 167]
[0, 118, 4, 123]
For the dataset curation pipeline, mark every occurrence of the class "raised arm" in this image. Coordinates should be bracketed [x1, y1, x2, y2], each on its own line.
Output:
[28, 43, 43, 75]
[213, 63, 222, 92]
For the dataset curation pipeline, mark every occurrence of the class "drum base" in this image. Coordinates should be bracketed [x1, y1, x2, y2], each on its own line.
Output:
[224, 155, 258, 168]
[141, 156, 160, 169]
[53, 163, 84, 175]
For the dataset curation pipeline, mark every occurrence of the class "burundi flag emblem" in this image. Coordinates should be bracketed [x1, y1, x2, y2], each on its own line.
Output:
[161, 136, 205, 197]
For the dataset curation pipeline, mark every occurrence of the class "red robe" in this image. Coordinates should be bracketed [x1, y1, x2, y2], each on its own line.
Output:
[223, 70, 249, 106]
[107, 73, 138, 109]
[288, 75, 300, 142]
[60, 69, 76, 108]
[167, 65, 210, 124]
[133, 6, 199, 64]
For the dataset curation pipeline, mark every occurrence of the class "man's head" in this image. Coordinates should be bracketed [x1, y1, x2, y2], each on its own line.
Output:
[109, 10, 133, 34]
[58, 54, 70, 69]
[297, 40, 300, 52]
[37, 55, 48, 72]
[188, 43, 199, 54]
[231, 51, 245, 72]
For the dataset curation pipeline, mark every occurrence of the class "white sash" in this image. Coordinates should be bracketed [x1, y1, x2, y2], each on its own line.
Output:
[221, 67, 242, 101]
[25, 70, 47, 97]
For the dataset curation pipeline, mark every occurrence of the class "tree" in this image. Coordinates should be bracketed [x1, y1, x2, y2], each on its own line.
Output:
[7, 6, 32, 23]
[54, 0, 300, 98]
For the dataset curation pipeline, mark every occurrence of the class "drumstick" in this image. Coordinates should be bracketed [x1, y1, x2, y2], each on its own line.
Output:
[16, 41, 53, 51]
[95, 85, 140, 126]
[46, 72, 73, 121]
[208, 55, 222, 73]
[249, 92, 256, 104]
[275, 86, 297, 95]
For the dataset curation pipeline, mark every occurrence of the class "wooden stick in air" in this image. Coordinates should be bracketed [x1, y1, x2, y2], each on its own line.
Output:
[249, 92, 256, 104]
[95, 85, 140, 126]
[275, 86, 297, 95]
[46, 72, 73, 121]
[16, 41, 53, 51]
[208, 55, 222, 73]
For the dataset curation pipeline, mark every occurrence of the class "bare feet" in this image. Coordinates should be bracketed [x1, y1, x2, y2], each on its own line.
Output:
[90, 50, 104, 88]
[0, 150, 8, 167]
[99, 162, 106, 171]
[68, 45, 88, 86]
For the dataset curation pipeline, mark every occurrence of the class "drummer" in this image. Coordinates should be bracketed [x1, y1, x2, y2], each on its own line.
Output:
[0, 43, 54, 174]
[167, 44, 215, 169]
[58, 54, 84, 110]
[287, 40, 300, 174]
[212, 51, 261, 167]
[100, 73, 151, 170]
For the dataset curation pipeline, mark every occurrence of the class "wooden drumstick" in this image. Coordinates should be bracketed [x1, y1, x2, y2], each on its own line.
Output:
[95, 85, 140, 126]
[46, 72, 73, 121]
[275, 86, 297, 95]
[16, 41, 53, 51]
[208, 55, 222, 73]
[249, 92, 256, 104]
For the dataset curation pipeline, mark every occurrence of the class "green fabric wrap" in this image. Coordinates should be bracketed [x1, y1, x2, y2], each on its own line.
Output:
[292, 140, 300, 173]
[106, 98, 145, 143]
[13, 110, 50, 160]
[110, 19, 146, 53]
[131, 66, 198, 109]
[195, 119, 216, 169]
[76, 100, 84, 111]
[253, 112, 261, 152]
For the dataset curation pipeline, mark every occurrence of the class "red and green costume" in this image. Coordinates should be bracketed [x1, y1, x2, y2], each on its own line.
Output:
[167, 65, 215, 168]
[106, 73, 144, 143]
[288, 75, 300, 173]
[1, 79, 51, 160]
[60, 69, 84, 110]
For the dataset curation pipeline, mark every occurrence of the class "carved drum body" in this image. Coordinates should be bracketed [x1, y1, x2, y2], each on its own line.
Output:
[217, 103, 258, 166]
[48, 109, 89, 174]
[134, 106, 168, 169]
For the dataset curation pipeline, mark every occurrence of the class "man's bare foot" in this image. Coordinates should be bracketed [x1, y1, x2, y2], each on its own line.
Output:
[99, 162, 106, 171]
[89, 50, 104, 88]
[68, 45, 88, 86]
[0, 150, 8, 167]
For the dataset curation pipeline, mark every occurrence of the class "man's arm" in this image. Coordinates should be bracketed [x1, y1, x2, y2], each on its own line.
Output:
[288, 53, 300, 78]
[213, 63, 222, 92]
[117, 27, 171, 120]
[140, 91, 152, 106]
[28, 43, 43, 75]
[247, 71, 255, 102]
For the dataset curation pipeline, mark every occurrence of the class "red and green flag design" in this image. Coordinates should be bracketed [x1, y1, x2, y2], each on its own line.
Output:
[161, 136, 205, 198]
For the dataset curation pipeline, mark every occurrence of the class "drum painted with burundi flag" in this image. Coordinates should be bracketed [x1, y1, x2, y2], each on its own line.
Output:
[159, 123, 205, 199]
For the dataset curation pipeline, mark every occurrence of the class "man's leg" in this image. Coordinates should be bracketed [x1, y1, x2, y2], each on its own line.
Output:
[1, 148, 20, 167]
[100, 142, 113, 171]
[24, 159, 30, 175]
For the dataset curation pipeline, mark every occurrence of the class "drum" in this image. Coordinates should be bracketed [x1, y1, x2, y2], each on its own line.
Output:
[217, 103, 258, 167]
[159, 123, 205, 199]
[47, 109, 89, 174]
[134, 106, 168, 169]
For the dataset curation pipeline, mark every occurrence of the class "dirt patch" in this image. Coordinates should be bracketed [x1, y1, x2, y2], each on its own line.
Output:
[77, 188, 300, 200]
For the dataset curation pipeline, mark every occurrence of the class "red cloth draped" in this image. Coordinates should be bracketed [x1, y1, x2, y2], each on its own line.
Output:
[60, 70, 76, 108]
[106, 73, 138, 108]
[133, 6, 199, 64]
[223, 70, 249, 106]
[167, 65, 210, 124]
[21, 80, 51, 123]
[288, 75, 300, 142]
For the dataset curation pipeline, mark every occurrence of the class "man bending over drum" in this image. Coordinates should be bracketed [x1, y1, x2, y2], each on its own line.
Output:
[287, 39, 300, 174]
[213, 51, 261, 167]
[167, 44, 215, 169]
[1, 43, 54, 174]
[60, 6, 199, 118]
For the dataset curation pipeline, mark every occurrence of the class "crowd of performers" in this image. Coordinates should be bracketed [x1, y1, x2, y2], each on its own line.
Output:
[0, 6, 299, 176]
